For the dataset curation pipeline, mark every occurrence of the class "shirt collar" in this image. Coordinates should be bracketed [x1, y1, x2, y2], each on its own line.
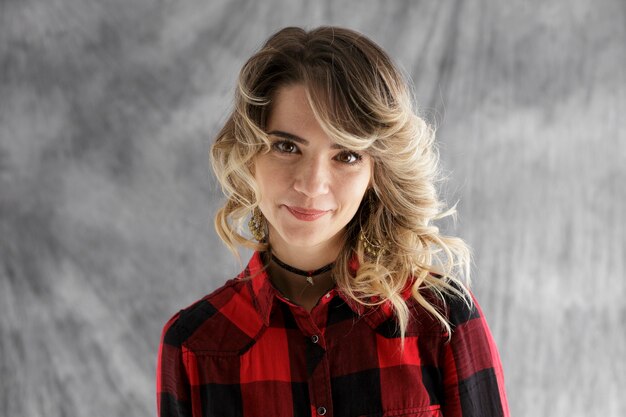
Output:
[239, 251, 414, 329]
[240, 251, 275, 327]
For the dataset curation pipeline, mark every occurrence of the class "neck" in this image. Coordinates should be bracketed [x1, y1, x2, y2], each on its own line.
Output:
[263, 250, 337, 312]
[267, 228, 344, 271]
[271, 253, 333, 282]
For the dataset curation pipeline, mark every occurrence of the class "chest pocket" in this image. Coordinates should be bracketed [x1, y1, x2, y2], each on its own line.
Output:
[359, 405, 442, 417]
[188, 350, 305, 417]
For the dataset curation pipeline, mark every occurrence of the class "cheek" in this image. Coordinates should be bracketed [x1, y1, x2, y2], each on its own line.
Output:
[255, 159, 290, 195]
[338, 172, 371, 204]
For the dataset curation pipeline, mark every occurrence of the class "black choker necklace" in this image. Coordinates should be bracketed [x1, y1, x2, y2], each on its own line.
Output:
[270, 253, 334, 286]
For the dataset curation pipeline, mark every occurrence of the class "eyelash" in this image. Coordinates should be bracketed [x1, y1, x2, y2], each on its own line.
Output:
[271, 140, 364, 165]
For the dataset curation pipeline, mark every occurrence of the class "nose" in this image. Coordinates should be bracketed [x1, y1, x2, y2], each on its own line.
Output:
[293, 156, 330, 198]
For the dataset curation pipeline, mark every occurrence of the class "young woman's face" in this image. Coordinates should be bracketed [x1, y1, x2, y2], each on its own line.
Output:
[253, 84, 373, 258]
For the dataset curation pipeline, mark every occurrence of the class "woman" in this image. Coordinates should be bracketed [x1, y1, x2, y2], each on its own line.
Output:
[157, 26, 509, 417]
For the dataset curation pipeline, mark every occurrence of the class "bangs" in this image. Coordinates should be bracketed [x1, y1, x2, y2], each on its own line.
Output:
[302, 75, 381, 152]
[299, 62, 410, 155]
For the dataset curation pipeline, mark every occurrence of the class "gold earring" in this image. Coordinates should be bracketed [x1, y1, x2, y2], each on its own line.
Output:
[359, 230, 385, 258]
[248, 207, 266, 241]
[359, 191, 386, 258]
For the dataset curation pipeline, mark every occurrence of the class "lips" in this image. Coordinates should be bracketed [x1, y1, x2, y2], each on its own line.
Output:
[284, 206, 330, 221]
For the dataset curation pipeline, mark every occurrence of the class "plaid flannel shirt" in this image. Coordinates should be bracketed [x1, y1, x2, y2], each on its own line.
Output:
[157, 251, 509, 417]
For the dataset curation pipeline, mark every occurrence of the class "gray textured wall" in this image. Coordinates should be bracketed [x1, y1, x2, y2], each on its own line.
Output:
[1, 1, 624, 416]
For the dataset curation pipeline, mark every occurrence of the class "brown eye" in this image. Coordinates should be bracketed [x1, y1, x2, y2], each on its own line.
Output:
[336, 151, 362, 164]
[273, 141, 299, 154]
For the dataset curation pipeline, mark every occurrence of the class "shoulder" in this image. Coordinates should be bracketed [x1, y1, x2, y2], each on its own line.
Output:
[404, 280, 480, 333]
[440, 285, 481, 327]
[160, 278, 260, 353]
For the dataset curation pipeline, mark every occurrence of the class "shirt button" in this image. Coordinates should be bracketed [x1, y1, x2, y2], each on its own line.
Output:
[311, 334, 319, 344]
[317, 406, 327, 415]
[325, 293, 331, 298]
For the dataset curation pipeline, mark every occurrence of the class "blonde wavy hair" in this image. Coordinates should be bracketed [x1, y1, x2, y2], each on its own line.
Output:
[210, 26, 472, 340]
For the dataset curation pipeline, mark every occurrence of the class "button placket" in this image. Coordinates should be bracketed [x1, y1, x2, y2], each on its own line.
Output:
[299, 305, 331, 417]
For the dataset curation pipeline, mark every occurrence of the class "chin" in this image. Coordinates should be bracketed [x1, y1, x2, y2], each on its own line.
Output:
[280, 232, 326, 248]
[278, 225, 347, 251]
[272, 224, 327, 247]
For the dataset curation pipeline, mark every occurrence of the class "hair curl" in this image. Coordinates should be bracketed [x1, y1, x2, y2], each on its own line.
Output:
[210, 26, 472, 340]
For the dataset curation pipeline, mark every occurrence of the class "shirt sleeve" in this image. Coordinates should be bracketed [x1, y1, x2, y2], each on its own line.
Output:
[440, 291, 510, 417]
[156, 312, 192, 417]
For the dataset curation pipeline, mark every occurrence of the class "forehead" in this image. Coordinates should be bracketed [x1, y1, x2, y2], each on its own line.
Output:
[267, 84, 315, 126]
[266, 84, 327, 140]
[266, 83, 375, 153]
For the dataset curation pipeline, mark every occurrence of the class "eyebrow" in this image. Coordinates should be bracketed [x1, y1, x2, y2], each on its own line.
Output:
[267, 130, 345, 150]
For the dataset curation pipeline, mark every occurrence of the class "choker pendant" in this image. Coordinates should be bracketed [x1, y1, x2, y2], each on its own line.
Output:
[270, 253, 334, 286]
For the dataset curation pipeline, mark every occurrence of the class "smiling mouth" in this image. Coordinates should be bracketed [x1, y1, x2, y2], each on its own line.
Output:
[284, 206, 330, 221]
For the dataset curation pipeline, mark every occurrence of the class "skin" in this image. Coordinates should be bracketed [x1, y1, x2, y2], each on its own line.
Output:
[253, 84, 373, 311]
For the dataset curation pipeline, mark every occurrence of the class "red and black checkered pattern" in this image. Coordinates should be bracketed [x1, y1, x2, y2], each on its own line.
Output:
[157, 251, 509, 417]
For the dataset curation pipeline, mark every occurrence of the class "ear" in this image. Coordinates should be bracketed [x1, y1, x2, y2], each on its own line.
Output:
[368, 159, 376, 188]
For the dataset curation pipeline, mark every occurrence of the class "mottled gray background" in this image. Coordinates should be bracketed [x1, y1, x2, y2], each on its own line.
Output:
[1, 0, 625, 416]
